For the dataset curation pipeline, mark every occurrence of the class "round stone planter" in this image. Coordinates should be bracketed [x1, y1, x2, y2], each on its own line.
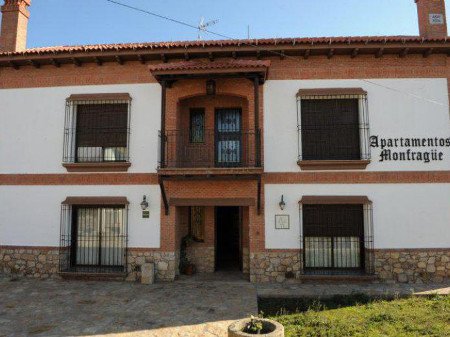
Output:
[228, 318, 284, 337]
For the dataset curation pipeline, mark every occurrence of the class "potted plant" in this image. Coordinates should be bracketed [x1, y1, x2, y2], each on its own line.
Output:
[228, 315, 284, 337]
[179, 234, 196, 275]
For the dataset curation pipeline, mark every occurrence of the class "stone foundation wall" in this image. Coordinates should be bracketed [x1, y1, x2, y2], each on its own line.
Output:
[250, 251, 301, 283]
[375, 249, 450, 283]
[127, 250, 178, 282]
[0, 247, 178, 282]
[186, 246, 215, 273]
[0, 247, 59, 279]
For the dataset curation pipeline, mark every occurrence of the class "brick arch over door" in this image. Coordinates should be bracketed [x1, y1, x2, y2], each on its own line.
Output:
[165, 78, 258, 131]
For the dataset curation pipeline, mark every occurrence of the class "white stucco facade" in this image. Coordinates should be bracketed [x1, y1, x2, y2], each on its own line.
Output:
[0, 185, 161, 248]
[0, 83, 161, 174]
[264, 78, 450, 172]
[0, 79, 449, 254]
[265, 183, 450, 250]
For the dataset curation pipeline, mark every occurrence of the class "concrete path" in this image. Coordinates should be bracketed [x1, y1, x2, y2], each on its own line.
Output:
[0, 277, 257, 337]
[257, 281, 450, 298]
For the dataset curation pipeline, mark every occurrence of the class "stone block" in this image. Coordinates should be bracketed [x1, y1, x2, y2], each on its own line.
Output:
[141, 263, 155, 285]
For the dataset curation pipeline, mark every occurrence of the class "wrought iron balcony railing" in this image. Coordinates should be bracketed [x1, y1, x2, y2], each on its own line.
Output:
[158, 129, 261, 169]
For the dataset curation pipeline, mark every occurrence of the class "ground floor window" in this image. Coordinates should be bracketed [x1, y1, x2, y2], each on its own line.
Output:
[60, 198, 128, 274]
[300, 197, 374, 275]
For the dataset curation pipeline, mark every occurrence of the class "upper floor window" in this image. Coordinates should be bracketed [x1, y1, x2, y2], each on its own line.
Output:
[189, 108, 205, 143]
[297, 88, 370, 170]
[63, 94, 131, 168]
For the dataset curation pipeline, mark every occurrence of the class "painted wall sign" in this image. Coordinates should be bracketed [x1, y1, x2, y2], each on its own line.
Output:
[370, 136, 450, 163]
[429, 14, 445, 25]
[275, 214, 290, 229]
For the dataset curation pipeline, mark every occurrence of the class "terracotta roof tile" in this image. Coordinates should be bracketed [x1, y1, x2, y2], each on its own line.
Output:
[0, 35, 447, 57]
[148, 59, 271, 72]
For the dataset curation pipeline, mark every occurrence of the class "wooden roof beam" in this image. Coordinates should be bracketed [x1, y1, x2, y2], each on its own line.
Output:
[28, 59, 40, 68]
[115, 55, 124, 65]
[71, 58, 81, 67]
[94, 57, 103, 66]
[51, 58, 61, 68]
[423, 48, 433, 58]
[161, 53, 167, 63]
[327, 48, 335, 59]
[304, 49, 311, 59]
[137, 54, 146, 64]
[375, 48, 384, 58]
[9, 61, 19, 70]
[400, 47, 410, 58]
[351, 48, 359, 58]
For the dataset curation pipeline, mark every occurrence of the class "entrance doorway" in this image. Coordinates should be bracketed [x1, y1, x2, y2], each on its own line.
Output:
[215, 206, 241, 271]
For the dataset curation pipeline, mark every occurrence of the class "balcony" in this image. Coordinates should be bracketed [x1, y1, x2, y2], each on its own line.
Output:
[158, 129, 261, 173]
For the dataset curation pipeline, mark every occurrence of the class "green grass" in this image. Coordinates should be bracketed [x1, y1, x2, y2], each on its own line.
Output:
[265, 295, 450, 337]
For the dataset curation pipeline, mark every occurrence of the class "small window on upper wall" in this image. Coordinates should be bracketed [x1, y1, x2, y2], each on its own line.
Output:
[189, 108, 205, 143]
[62, 94, 131, 171]
[296, 88, 371, 170]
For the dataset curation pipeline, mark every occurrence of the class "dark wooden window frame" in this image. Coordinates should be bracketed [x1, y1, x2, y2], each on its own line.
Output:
[62, 93, 132, 172]
[189, 108, 205, 144]
[296, 88, 371, 170]
[299, 196, 375, 275]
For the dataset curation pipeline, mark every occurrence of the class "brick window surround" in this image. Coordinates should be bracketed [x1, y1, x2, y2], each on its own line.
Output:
[62, 93, 132, 172]
[296, 88, 371, 170]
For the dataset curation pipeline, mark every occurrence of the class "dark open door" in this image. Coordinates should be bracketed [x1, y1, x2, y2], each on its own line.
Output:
[215, 108, 242, 167]
[215, 206, 241, 271]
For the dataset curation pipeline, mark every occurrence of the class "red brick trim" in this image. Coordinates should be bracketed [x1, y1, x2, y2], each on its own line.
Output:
[264, 171, 450, 184]
[0, 173, 159, 185]
[298, 160, 370, 170]
[62, 196, 129, 205]
[297, 88, 367, 97]
[300, 195, 370, 204]
[67, 93, 131, 101]
[63, 162, 131, 172]
[170, 197, 255, 206]
[0, 171, 449, 186]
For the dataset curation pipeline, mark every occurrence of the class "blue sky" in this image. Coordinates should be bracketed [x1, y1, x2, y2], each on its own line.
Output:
[12, 0, 450, 48]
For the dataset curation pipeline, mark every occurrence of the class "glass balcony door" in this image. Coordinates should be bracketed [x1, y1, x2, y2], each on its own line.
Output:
[215, 108, 242, 167]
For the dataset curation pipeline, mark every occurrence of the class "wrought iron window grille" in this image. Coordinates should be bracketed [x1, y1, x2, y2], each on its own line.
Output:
[63, 98, 131, 164]
[299, 201, 374, 275]
[60, 204, 129, 274]
[296, 93, 371, 162]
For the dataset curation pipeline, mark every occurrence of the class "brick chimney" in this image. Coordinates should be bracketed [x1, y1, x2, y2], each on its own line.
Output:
[0, 0, 31, 52]
[415, 0, 448, 39]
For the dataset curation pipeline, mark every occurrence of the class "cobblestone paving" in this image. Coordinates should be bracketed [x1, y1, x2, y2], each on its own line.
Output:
[1, 275, 448, 337]
[0, 276, 257, 337]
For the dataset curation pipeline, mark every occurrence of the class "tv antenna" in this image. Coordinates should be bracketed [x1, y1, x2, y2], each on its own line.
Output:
[197, 17, 219, 40]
